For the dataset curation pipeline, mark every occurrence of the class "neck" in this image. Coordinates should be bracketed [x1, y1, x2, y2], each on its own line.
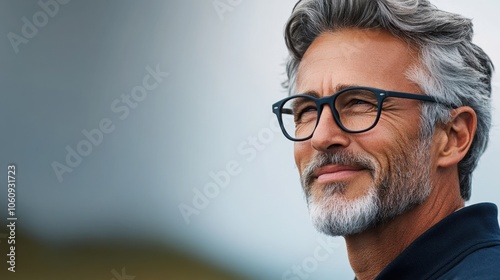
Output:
[345, 181, 464, 280]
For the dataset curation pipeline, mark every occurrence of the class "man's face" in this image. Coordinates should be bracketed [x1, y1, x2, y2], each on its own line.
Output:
[294, 29, 434, 236]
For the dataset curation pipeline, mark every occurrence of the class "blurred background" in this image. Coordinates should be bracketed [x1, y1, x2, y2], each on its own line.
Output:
[0, 1, 499, 279]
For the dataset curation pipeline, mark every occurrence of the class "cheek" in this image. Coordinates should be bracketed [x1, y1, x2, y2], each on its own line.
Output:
[355, 131, 408, 179]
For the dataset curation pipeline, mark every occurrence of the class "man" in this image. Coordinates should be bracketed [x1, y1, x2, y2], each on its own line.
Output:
[272, 0, 500, 279]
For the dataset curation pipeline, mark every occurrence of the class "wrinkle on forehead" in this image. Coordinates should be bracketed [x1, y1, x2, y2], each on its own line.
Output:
[296, 28, 421, 96]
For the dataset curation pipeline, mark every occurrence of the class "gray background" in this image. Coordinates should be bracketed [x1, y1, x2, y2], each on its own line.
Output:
[1, 0, 499, 279]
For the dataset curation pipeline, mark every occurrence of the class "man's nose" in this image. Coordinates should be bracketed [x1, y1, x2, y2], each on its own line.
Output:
[310, 105, 351, 152]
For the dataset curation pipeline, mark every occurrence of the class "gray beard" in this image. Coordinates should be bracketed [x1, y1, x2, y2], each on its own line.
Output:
[301, 138, 432, 236]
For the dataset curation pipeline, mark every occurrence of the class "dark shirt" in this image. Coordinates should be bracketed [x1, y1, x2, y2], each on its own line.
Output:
[373, 203, 500, 279]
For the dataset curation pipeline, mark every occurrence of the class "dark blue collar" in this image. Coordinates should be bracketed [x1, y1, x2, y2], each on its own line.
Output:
[372, 203, 500, 279]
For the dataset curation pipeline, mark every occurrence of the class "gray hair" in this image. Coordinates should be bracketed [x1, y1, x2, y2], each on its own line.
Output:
[284, 0, 494, 200]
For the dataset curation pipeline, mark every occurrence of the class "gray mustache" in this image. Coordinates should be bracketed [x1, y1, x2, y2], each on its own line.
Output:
[302, 151, 376, 189]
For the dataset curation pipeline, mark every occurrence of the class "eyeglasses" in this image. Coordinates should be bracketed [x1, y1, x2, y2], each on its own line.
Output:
[272, 86, 443, 141]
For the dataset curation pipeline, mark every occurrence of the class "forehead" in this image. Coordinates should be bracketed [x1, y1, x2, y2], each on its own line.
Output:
[296, 29, 421, 95]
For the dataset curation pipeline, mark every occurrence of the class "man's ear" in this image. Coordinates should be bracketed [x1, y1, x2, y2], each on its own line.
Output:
[436, 106, 477, 168]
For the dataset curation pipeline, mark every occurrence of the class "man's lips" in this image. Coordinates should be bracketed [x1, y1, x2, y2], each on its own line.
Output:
[313, 165, 365, 183]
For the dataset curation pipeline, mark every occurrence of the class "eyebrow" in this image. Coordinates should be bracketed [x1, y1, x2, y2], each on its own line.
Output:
[298, 84, 359, 97]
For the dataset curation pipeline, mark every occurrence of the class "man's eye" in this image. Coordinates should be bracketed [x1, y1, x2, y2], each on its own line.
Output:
[345, 98, 377, 109]
[355, 99, 367, 104]
[295, 106, 317, 122]
[354, 99, 376, 105]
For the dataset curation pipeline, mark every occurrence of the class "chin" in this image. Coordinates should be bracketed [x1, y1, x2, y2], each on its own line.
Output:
[308, 186, 380, 236]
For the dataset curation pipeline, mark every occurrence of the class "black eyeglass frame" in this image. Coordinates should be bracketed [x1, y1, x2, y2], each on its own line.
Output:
[272, 86, 444, 142]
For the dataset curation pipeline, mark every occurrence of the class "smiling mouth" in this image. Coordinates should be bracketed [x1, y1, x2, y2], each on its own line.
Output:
[314, 165, 365, 184]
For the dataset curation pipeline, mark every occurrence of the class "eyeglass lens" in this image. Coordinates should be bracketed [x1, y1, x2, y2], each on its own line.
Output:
[280, 89, 380, 139]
